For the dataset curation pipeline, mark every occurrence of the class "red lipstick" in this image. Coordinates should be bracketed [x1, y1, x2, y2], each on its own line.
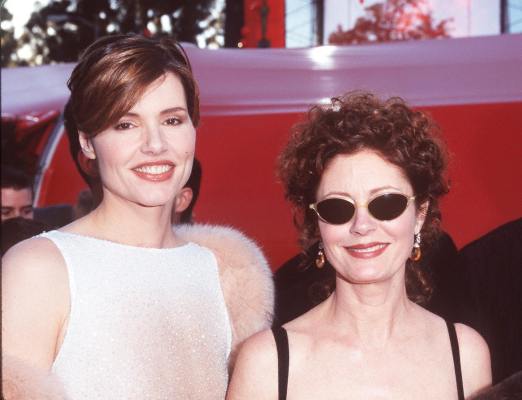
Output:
[132, 161, 175, 182]
[345, 242, 388, 259]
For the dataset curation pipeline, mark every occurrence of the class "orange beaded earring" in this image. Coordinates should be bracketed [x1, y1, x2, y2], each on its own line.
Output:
[410, 233, 422, 261]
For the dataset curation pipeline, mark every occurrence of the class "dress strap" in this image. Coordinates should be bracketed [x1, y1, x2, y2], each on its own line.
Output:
[271, 326, 289, 400]
[446, 320, 465, 400]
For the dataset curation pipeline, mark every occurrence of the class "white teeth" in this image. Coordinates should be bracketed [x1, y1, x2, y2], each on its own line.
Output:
[135, 165, 172, 174]
[350, 244, 386, 253]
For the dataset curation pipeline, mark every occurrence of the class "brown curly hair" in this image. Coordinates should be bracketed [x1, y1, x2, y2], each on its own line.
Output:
[278, 91, 449, 303]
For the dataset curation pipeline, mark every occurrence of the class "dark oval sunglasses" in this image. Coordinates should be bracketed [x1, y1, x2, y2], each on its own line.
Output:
[309, 193, 416, 225]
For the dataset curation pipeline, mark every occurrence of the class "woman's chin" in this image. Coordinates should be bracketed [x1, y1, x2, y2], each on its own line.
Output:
[337, 265, 393, 286]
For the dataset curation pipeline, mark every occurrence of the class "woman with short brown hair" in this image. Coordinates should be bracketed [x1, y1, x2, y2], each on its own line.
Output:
[2, 34, 273, 400]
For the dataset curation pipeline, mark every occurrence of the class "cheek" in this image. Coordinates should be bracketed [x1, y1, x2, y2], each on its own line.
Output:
[170, 128, 196, 156]
[184, 134, 196, 157]
[318, 223, 345, 246]
[93, 137, 131, 172]
[381, 213, 417, 249]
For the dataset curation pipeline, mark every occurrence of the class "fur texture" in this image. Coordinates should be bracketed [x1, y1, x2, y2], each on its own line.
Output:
[177, 223, 275, 369]
[2, 355, 70, 400]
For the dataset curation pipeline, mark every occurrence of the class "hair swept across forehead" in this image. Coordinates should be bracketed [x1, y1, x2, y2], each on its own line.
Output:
[63, 34, 200, 206]
[66, 34, 199, 136]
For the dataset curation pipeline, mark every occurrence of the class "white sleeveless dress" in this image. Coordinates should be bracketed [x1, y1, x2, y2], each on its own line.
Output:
[41, 230, 232, 400]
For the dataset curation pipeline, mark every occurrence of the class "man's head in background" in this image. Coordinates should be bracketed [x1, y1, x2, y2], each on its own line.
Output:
[1, 217, 49, 255]
[1, 166, 34, 221]
[172, 158, 202, 224]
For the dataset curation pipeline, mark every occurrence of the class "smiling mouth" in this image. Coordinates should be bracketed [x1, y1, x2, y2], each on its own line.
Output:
[132, 162, 174, 181]
[345, 243, 388, 258]
[134, 164, 173, 174]
[348, 243, 386, 253]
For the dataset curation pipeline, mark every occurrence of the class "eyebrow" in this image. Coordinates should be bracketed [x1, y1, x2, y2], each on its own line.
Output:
[325, 186, 406, 198]
[123, 107, 187, 118]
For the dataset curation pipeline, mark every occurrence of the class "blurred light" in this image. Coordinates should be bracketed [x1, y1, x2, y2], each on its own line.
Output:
[99, 11, 106, 19]
[107, 23, 116, 33]
[63, 22, 78, 31]
[17, 44, 33, 61]
[146, 21, 157, 34]
[1, 20, 13, 30]
[308, 46, 336, 68]
[318, 97, 332, 105]
[160, 14, 171, 32]
[237, 41, 243, 48]
[47, 26, 56, 35]
[5, 0, 50, 38]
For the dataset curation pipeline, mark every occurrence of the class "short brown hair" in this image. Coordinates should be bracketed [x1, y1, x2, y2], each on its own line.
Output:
[64, 34, 200, 203]
[278, 91, 449, 303]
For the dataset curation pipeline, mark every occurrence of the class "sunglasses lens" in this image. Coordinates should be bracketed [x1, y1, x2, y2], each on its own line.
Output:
[316, 198, 355, 224]
[368, 193, 409, 220]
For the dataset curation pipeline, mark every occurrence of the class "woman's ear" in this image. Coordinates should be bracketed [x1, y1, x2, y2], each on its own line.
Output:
[79, 132, 96, 160]
[171, 187, 194, 224]
[415, 200, 430, 234]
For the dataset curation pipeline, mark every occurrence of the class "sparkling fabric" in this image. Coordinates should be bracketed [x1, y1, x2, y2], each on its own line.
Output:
[42, 230, 232, 400]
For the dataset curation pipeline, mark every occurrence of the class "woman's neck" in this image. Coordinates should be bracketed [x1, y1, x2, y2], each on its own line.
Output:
[323, 275, 417, 348]
[72, 196, 180, 248]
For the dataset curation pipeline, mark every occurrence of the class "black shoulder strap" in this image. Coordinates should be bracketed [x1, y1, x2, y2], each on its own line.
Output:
[446, 320, 465, 400]
[271, 326, 289, 400]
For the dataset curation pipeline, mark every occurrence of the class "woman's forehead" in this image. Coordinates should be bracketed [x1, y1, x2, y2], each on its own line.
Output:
[318, 151, 411, 194]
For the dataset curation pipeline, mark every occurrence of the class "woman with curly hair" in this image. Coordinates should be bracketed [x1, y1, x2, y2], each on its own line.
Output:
[227, 92, 491, 399]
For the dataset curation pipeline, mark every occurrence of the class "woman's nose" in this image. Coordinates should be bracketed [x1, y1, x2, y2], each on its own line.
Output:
[349, 206, 376, 236]
[141, 125, 167, 154]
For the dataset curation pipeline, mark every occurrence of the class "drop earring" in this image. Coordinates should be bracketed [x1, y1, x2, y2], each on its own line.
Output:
[410, 233, 422, 261]
[316, 241, 326, 269]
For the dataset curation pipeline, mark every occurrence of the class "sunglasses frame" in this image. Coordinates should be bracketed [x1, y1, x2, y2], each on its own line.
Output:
[309, 193, 416, 225]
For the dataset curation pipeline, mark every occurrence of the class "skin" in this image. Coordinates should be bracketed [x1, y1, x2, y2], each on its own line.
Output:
[1, 187, 33, 221]
[171, 186, 194, 224]
[227, 150, 491, 400]
[2, 72, 196, 371]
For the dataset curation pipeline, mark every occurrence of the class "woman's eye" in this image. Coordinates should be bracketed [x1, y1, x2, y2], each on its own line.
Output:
[164, 117, 181, 126]
[114, 121, 135, 130]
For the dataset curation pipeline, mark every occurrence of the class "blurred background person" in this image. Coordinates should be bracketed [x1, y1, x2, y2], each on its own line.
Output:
[1, 217, 49, 256]
[1, 166, 34, 221]
[455, 218, 522, 385]
[228, 92, 491, 399]
[72, 188, 94, 220]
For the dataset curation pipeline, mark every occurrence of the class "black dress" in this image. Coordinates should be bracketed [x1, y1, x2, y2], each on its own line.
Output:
[271, 321, 465, 400]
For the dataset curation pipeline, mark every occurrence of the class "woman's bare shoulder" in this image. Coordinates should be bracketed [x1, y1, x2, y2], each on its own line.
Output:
[236, 329, 278, 369]
[2, 236, 70, 370]
[454, 323, 492, 397]
[227, 329, 278, 399]
[2, 235, 66, 278]
[454, 323, 490, 359]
